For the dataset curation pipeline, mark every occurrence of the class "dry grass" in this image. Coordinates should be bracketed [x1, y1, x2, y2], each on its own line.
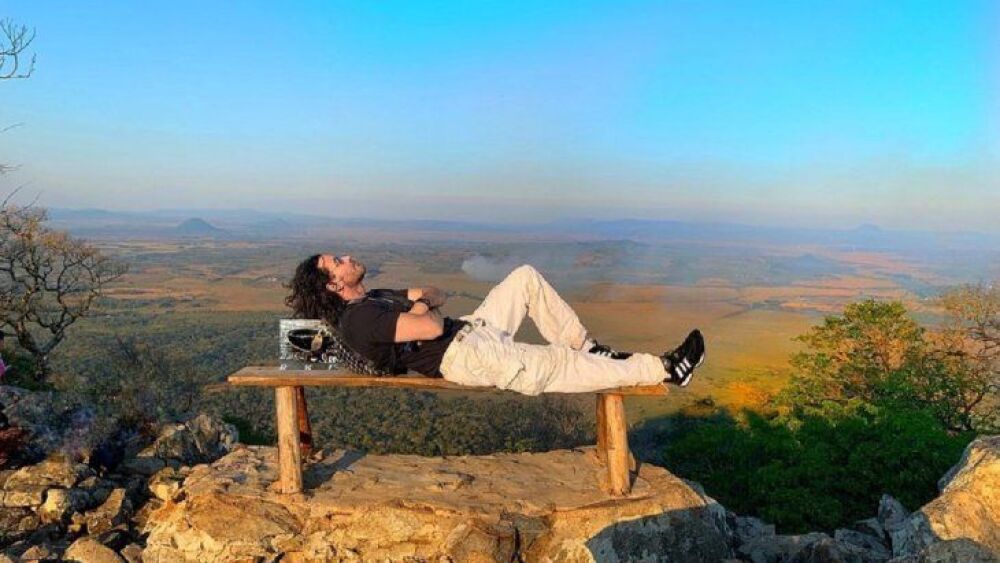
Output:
[99, 239, 953, 423]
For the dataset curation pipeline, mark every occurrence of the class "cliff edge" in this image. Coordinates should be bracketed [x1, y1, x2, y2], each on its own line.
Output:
[142, 446, 732, 561]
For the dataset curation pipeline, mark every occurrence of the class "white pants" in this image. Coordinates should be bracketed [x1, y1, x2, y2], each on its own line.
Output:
[439, 265, 667, 395]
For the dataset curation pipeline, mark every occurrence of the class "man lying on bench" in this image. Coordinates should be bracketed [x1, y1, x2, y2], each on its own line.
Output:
[285, 254, 706, 395]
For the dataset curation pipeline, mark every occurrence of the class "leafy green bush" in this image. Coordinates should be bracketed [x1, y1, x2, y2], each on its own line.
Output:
[779, 299, 994, 432]
[1, 349, 49, 391]
[663, 402, 973, 533]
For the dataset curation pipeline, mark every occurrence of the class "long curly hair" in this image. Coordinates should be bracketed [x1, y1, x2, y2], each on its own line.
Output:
[285, 254, 346, 326]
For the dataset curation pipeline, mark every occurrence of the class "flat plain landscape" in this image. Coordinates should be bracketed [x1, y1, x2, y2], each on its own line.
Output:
[52, 213, 997, 428]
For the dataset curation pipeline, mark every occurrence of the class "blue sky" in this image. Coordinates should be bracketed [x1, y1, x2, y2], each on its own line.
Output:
[1, 1, 997, 231]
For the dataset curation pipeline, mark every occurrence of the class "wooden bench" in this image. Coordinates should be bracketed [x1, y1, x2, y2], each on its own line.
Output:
[228, 366, 667, 496]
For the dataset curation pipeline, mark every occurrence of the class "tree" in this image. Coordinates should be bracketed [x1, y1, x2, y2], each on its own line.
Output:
[1, 18, 35, 175]
[0, 198, 127, 381]
[778, 299, 995, 432]
[83, 336, 202, 428]
[0, 18, 35, 80]
[781, 300, 927, 406]
[938, 282, 999, 430]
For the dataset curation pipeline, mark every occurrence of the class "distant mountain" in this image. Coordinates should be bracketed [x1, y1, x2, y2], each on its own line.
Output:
[42, 206, 1000, 257]
[175, 218, 224, 236]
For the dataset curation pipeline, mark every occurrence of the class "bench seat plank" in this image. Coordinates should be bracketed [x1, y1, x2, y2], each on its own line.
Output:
[228, 366, 667, 396]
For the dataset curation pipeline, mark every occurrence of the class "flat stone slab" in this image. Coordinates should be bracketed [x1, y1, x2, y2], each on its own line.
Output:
[143, 446, 732, 562]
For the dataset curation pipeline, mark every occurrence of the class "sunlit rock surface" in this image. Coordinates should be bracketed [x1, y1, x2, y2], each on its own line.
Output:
[892, 435, 1000, 557]
[142, 446, 732, 562]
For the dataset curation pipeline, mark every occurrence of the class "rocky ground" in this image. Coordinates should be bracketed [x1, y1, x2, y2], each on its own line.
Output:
[1, 385, 239, 563]
[1, 384, 998, 562]
[138, 439, 1000, 562]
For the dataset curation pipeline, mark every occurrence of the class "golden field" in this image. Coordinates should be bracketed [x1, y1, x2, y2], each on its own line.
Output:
[95, 238, 949, 423]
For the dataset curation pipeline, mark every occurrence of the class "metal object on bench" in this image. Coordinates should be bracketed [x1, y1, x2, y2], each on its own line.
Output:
[228, 366, 667, 496]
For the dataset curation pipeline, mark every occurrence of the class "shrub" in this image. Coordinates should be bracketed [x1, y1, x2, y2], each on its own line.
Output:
[0, 425, 28, 467]
[663, 402, 973, 533]
[779, 299, 996, 432]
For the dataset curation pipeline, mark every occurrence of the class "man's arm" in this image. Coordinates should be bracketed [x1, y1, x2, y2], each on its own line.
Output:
[406, 287, 447, 309]
[393, 307, 444, 342]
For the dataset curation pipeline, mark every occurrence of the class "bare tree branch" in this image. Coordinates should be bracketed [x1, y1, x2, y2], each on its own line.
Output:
[0, 18, 36, 80]
[0, 197, 127, 380]
[1, 17, 36, 176]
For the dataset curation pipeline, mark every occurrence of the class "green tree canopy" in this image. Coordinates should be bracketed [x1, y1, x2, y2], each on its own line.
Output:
[778, 299, 993, 431]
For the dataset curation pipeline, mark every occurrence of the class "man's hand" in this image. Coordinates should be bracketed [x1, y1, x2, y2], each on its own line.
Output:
[409, 300, 433, 315]
[407, 287, 447, 309]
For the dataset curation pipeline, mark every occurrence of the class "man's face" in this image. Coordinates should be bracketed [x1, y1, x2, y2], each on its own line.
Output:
[318, 254, 367, 293]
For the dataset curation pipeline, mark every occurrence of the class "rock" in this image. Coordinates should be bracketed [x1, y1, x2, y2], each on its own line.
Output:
[63, 536, 126, 563]
[0, 506, 32, 544]
[879, 495, 910, 532]
[888, 538, 1000, 562]
[876, 495, 919, 556]
[148, 467, 183, 501]
[835, 528, 891, 561]
[93, 527, 131, 552]
[118, 456, 164, 477]
[729, 513, 776, 549]
[119, 543, 143, 563]
[789, 537, 872, 563]
[77, 476, 113, 507]
[893, 435, 1000, 557]
[937, 436, 1000, 493]
[852, 517, 887, 543]
[889, 513, 937, 558]
[0, 469, 14, 488]
[737, 532, 830, 563]
[18, 542, 65, 561]
[143, 446, 733, 562]
[40, 487, 90, 523]
[138, 414, 237, 466]
[84, 488, 132, 535]
[2, 484, 47, 507]
[89, 428, 147, 473]
[132, 497, 163, 531]
[23, 521, 65, 548]
[0, 387, 92, 460]
[122, 475, 148, 506]
[76, 475, 101, 490]
[3, 456, 94, 490]
[68, 511, 88, 534]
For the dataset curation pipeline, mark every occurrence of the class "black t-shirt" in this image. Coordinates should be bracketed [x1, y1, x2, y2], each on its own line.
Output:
[337, 289, 465, 376]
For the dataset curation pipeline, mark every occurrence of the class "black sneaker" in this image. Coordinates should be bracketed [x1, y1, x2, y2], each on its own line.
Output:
[661, 329, 705, 387]
[587, 341, 633, 360]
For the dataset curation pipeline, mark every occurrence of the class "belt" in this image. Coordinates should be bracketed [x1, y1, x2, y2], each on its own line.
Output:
[453, 318, 485, 342]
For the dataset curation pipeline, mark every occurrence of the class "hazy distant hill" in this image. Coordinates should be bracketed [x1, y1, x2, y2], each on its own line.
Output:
[175, 218, 224, 236]
[43, 207, 1000, 279]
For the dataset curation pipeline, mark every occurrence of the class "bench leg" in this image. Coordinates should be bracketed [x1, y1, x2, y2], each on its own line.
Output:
[595, 395, 608, 464]
[597, 393, 631, 496]
[275, 386, 303, 494]
[295, 386, 313, 458]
